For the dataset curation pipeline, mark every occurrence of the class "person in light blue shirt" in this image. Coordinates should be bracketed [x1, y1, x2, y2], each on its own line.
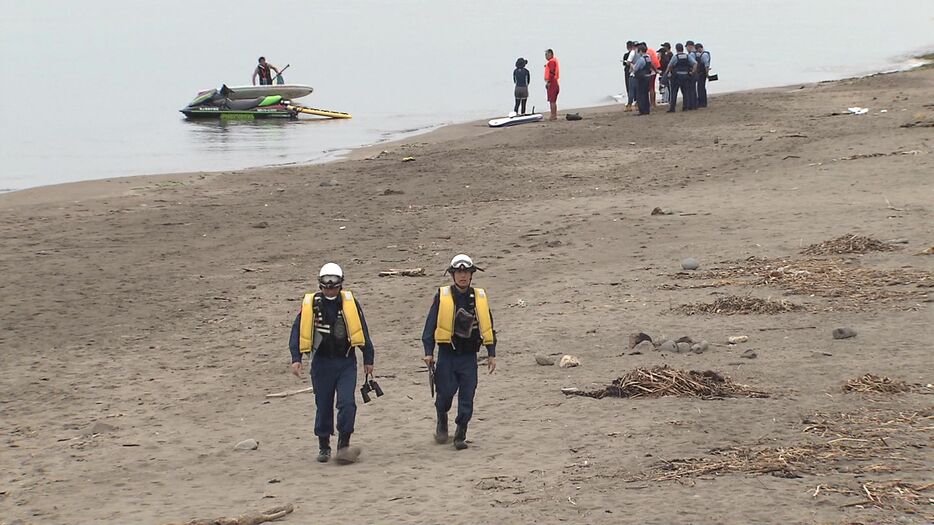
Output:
[631, 43, 655, 115]
[695, 43, 711, 108]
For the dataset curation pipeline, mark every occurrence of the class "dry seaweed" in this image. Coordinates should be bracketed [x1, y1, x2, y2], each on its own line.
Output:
[564, 365, 769, 400]
[676, 295, 805, 315]
[801, 234, 896, 255]
[842, 374, 914, 394]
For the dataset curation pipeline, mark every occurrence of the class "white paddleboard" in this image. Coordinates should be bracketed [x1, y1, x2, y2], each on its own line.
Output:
[488, 113, 544, 128]
[224, 84, 314, 100]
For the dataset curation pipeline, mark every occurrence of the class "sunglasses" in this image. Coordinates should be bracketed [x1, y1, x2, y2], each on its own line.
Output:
[319, 276, 342, 288]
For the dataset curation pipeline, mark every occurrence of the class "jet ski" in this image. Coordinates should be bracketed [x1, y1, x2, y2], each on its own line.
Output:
[180, 89, 351, 120]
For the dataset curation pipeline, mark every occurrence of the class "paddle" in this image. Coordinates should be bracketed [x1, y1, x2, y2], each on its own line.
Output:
[273, 63, 290, 85]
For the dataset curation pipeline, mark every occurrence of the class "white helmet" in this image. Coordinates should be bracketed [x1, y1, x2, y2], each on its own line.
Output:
[448, 254, 483, 272]
[318, 262, 344, 287]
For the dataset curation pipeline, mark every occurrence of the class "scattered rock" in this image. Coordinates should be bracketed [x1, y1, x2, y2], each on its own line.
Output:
[691, 341, 710, 354]
[381, 188, 405, 196]
[633, 340, 655, 354]
[740, 349, 758, 359]
[658, 340, 677, 353]
[319, 179, 339, 187]
[252, 221, 269, 229]
[651, 207, 674, 216]
[628, 332, 653, 349]
[675, 336, 694, 344]
[84, 421, 116, 436]
[676, 342, 692, 353]
[401, 156, 416, 162]
[234, 439, 259, 451]
[832, 327, 857, 340]
[728, 335, 749, 344]
[558, 355, 581, 368]
[268, 478, 281, 484]
[887, 238, 909, 244]
[681, 258, 700, 271]
[535, 355, 555, 366]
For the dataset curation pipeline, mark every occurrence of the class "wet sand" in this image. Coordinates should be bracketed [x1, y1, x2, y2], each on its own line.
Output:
[1, 67, 932, 524]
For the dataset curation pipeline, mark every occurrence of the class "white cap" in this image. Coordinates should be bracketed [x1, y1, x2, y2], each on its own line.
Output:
[318, 262, 343, 279]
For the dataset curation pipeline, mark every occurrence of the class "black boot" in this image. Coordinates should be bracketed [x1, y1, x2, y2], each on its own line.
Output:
[434, 413, 449, 444]
[316, 436, 331, 463]
[335, 433, 358, 464]
[453, 424, 468, 450]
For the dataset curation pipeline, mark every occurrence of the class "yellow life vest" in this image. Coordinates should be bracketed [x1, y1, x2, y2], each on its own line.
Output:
[434, 286, 495, 346]
[299, 290, 366, 354]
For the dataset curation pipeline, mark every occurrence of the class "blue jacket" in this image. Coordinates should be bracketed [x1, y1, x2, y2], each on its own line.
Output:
[289, 294, 375, 365]
[422, 286, 497, 357]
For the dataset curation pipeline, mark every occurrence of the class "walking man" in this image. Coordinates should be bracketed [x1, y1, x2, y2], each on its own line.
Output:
[289, 263, 375, 464]
[422, 254, 497, 450]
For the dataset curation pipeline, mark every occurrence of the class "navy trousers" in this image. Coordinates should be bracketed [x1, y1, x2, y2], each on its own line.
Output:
[310, 354, 357, 437]
[684, 75, 697, 110]
[434, 348, 478, 426]
[696, 76, 708, 108]
[626, 75, 636, 105]
[636, 75, 651, 114]
[669, 75, 688, 111]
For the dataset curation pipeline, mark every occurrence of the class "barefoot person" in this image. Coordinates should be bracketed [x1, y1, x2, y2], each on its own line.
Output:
[289, 263, 375, 464]
[544, 49, 560, 120]
[422, 254, 497, 450]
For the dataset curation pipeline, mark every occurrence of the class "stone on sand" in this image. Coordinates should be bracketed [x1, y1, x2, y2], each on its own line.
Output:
[676, 342, 692, 353]
[633, 340, 655, 354]
[658, 340, 677, 353]
[681, 258, 700, 270]
[234, 439, 259, 451]
[832, 327, 857, 339]
[558, 355, 581, 368]
[535, 354, 555, 366]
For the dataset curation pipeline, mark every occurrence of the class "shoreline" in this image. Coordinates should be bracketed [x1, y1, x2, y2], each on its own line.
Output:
[3, 51, 932, 203]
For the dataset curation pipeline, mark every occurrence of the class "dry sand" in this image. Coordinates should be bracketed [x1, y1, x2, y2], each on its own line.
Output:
[1, 67, 933, 525]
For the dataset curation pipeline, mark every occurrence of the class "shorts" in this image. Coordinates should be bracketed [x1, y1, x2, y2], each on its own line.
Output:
[547, 82, 560, 103]
[514, 86, 529, 99]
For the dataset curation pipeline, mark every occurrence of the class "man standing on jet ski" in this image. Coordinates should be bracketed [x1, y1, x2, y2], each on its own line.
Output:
[252, 56, 281, 86]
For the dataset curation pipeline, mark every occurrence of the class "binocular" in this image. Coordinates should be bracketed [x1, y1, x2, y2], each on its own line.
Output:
[360, 376, 384, 403]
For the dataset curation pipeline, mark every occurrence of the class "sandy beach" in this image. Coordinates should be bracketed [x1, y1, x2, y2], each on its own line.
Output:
[1, 66, 932, 525]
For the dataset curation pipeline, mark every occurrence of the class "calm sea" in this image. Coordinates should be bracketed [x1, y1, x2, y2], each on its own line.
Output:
[1, 0, 932, 191]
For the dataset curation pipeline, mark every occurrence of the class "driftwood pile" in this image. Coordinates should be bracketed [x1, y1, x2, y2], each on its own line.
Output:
[842, 374, 914, 394]
[164, 504, 294, 525]
[676, 295, 804, 315]
[801, 234, 896, 255]
[669, 256, 930, 310]
[564, 366, 769, 400]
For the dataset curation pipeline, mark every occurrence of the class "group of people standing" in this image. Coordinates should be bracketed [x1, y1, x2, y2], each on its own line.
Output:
[288, 255, 496, 464]
[623, 40, 712, 115]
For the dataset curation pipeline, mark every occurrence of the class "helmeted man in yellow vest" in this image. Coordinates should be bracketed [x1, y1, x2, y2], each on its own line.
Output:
[289, 263, 375, 464]
[421, 254, 496, 450]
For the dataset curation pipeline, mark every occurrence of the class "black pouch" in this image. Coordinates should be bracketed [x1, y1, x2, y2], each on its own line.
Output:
[453, 308, 476, 339]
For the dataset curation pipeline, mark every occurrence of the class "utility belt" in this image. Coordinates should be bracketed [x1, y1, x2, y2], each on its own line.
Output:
[439, 341, 480, 355]
[312, 345, 354, 359]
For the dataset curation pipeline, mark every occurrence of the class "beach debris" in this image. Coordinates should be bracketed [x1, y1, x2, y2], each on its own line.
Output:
[380, 188, 405, 196]
[678, 296, 804, 315]
[84, 421, 117, 436]
[558, 355, 581, 368]
[163, 503, 294, 525]
[691, 341, 710, 354]
[820, 481, 932, 514]
[377, 268, 425, 277]
[234, 439, 259, 451]
[535, 354, 555, 366]
[320, 179, 340, 187]
[633, 340, 655, 354]
[506, 298, 528, 308]
[251, 221, 269, 229]
[402, 156, 416, 162]
[651, 207, 674, 216]
[832, 327, 857, 340]
[628, 332, 653, 349]
[560, 387, 580, 394]
[728, 335, 749, 344]
[842, 374, 912, 394]
[265, 386, 314, 399]
[564, 366, 768, 399]
[681, 258, 700, 271]
[669, 256, 931, 311]
[801, 234, 895, 255]
[565, 112, 583, 121]
[740, 349, 758, 359]
[917, 246, 934, 255]
[847, 107, 869, 115]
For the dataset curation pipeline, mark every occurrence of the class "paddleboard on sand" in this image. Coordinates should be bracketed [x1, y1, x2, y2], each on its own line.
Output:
[222, 84, 314, 100]
[488, 113, 544, 128]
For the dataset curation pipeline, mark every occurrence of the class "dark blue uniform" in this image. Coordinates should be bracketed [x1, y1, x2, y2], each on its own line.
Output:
[289, 295, 375, 438]
[695, 50, 711, 108]
[632, 55, 653, 115]
[422, 286, 496, 427]
[667, 52, 696, 112]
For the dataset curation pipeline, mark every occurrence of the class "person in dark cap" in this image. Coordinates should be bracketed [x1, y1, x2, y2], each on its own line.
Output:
[513, 58, 531, 114]
[694, 43, 711, 108]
